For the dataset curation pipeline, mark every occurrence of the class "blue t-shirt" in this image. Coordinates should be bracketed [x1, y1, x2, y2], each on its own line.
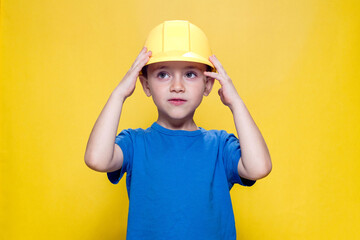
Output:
[107, 122, 256, 240]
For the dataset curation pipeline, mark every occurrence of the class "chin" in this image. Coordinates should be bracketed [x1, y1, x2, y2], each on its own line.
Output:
[161, 111, 194, 122]
[168, 114, 190, 121]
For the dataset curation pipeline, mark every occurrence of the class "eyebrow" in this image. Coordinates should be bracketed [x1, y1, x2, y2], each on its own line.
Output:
[153, 65, 202, 71]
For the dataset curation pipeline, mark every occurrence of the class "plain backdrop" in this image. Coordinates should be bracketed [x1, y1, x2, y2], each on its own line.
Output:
[1, 0, 359, 239]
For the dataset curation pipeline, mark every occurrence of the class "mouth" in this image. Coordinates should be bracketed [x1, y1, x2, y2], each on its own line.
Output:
[168, 98, 187, 106]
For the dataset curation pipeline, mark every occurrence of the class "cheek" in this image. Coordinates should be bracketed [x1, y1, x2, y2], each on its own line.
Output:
[192, 82, 206, 95]
[148, 81, 161, 93]
[149, 85, 167, 102]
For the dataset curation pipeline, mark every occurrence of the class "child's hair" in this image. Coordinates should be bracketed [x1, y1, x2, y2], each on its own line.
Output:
[140, 64, 212, 79]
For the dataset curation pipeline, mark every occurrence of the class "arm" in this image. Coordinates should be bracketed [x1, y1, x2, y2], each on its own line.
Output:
[230, 97, 272, 180]
[84, 47, 152, 172]
[204, 55, 272, 180]
[84, 91, 125, 172]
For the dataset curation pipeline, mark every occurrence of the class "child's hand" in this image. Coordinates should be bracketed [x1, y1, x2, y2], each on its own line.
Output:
[204, 55, 242, 110]
[114, 47, 152, 100]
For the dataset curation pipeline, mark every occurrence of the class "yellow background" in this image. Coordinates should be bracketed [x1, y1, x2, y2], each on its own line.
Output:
[1, 0, 359, 239]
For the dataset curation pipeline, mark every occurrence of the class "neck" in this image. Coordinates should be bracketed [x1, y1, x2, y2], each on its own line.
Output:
[156, 118, 199, 131]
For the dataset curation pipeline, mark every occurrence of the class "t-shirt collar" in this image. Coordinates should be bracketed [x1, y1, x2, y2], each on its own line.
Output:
[151, 122, 205, 136]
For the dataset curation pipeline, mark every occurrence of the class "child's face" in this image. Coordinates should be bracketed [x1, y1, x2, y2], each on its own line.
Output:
[139, 61, 214, 124]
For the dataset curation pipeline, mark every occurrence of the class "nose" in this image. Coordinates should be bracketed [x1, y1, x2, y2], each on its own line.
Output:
[170, 75, 185, 93]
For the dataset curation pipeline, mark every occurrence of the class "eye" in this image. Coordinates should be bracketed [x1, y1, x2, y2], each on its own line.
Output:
[157, 71, 169, 79]
[186, 71, 197, 79]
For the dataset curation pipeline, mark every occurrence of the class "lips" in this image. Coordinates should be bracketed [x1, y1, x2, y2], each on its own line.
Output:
[168, 98, 187, 106]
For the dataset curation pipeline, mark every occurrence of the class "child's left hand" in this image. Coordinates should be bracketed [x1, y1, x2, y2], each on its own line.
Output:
[204, 55, 242, 110]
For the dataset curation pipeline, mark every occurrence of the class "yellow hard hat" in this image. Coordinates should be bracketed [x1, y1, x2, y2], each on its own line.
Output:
[142, 20, 216, 73]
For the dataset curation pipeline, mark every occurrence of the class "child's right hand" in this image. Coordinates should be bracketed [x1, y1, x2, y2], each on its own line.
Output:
[114, 47, 152, 100]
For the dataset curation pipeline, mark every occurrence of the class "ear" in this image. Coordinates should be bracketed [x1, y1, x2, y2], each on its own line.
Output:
[139, 75, 152, 97]
[203, 77, 215, 96]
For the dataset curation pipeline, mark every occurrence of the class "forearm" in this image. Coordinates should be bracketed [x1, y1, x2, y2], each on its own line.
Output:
[84, 47, 151, 170]
[230, 97, 272, 180]
[84, 88, 126, 169]
[203, 55, 272, 179]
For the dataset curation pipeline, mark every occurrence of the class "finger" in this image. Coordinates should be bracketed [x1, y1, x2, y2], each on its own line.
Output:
[209, 55, 227, 76]
[140, 46, 147, 54]
[203, 71, 218, 79]
[204, 71, 225, 86]
[127, 55, 152, 80]
[131, 50, 152, 72]
[131, 47, 150, 69]
[136, 50, 152, 68]
[132, 47, 147, 64]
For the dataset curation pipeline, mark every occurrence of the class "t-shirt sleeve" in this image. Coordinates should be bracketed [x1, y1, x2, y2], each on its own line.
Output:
[222, 132, 256, 189]
[107, 129, 134, 184]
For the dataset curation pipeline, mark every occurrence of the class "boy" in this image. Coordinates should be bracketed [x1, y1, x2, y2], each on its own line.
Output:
[85, 20, 272, 240]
